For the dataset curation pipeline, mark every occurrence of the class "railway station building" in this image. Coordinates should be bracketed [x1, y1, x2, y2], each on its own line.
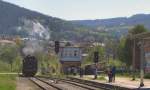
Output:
[58, 46, 82, 74]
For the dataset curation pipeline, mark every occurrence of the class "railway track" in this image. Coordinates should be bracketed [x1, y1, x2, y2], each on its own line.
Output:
[27, 76, 136, 90]
[66, 77, 133, 90]
[61, 78, 111, 90]
[29, 77, 62, 90]
[59, 79, 102, 90]
[36, 77, 105, 90]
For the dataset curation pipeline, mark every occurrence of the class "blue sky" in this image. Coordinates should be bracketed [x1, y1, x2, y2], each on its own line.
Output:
[3, 0, 150, 20]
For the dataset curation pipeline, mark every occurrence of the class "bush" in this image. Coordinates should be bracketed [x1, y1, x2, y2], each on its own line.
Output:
[107, 58, 126, 68]
[0, 61, 11, 72]
[144, 73, 150, 79]
[0, 44, 21, 72]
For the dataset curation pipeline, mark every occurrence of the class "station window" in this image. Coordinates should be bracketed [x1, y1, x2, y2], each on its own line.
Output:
[61, 52, 63, 57]
[69, 51, 72, 56]
[74, 50, 78, 56]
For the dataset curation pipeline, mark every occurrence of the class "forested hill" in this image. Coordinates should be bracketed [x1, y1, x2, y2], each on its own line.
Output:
[0, 0, 150, 42]
[0, 0, 78, 40]
[72, 14, 150, 28]
[72, 14, 150, 39]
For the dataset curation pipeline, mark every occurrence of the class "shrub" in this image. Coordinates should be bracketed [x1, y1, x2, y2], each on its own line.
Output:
[144, 73, 150, 79]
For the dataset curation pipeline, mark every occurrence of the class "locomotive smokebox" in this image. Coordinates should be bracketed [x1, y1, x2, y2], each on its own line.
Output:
[22, 55, 38, 77]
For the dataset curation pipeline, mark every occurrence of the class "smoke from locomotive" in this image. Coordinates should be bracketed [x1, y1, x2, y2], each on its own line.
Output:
[21, 39, 46, 77]
[21, 20, 50, 77]
[22, 55, 38, 77]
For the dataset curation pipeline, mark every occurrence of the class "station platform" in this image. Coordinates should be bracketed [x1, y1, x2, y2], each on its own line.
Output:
[73, 75, 150, 90]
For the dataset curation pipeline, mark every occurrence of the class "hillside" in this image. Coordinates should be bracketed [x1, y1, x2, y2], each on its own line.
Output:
[72, 14, 150, 28]
[72, 14, 150, 38]
[0, 0, 78, 40]
[0, 0, 150, 42]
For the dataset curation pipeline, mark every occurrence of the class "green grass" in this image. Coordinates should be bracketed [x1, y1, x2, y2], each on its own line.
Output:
[0, 74, 16, 90]
[97, 76, 107, 81]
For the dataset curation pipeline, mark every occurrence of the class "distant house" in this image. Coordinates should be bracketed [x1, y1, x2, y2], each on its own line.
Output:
[92, 42, 105, 47]
[59, 46, 82, 73]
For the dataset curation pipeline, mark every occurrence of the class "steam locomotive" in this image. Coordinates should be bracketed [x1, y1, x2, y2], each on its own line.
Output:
[22, 55, 38, 77]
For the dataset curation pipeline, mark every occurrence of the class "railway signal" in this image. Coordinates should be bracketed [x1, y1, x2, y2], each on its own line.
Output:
[55, 41, 60, 54]
[93, 51, 99, 79]
[94, 51, 99, 63]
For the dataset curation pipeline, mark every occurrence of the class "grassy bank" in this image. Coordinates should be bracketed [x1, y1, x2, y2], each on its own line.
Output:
[0, 74, 16, 90]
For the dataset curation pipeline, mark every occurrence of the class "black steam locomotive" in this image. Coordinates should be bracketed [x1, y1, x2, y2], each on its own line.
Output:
[22, 55, 38, 77]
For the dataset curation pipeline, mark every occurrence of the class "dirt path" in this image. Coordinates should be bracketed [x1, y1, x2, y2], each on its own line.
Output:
[16, 77, 42, 90]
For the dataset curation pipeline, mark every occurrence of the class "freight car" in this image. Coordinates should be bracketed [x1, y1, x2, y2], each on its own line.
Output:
[22, 55, 38, 77]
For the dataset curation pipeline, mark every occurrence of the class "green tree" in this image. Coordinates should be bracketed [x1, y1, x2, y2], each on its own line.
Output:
[0, 45, 17, 71]
[117, 37, 126, 62]
[12, 55, 22, 72]
[107, 58, 126, 68]
[129, 25, 147, 35]
[82, 45, 105, 66]
[105, 39, 119, 60]
[35, 52, 60, 76]
[117, 37, 132, 66]
[0, 44, 21, 72]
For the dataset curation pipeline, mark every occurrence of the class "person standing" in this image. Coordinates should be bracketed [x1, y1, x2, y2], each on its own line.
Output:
[107, 68, 112, 82]
[79, 67, 84, 78]
[73, 67, 77, 76]
[112, 66, 116, 82]
[94, 66, 98, 79]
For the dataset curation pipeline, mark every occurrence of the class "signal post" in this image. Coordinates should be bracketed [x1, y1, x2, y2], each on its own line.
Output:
[94, 51, 99, 79]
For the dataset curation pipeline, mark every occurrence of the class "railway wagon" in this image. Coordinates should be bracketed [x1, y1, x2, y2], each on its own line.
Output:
[22, 55, 38, 77]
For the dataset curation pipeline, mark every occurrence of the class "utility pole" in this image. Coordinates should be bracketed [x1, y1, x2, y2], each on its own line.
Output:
[94, 51, 99, 79]
[139, 40, 144, 87]
[132, 39, 136, 80]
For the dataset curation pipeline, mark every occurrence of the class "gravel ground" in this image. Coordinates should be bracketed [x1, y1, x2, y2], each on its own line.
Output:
[41, 78, 98, 90]
[16, 77, 42, 90]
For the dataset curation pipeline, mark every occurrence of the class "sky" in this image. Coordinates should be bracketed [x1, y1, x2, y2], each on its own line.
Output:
[3, 0, 150, 20]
